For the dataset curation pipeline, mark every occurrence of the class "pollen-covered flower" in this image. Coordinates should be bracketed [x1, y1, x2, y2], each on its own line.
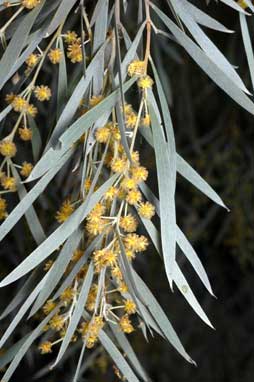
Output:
[126, 188, 142, 205]
[20, 162, 33, 177]
[60, 287, 74, 303]
[86, 219, 106, 236]
[111, 157, 127, 173]
[38, 341, 52, 354]
[137, 75, 154, 89]
[42, 299, 56, 315]
[18, 127, 32, 141]
[119, 214, 138, 233]
[0, 197, 7, 220]
[124, 234, 149, 252]
[1, 176, 16, 191]
[80, 316, 104, 348]
[34, 85, 51, 101]
[104, 186, 118, 201]
[124, 299, 136, 314]
[11, 96, 28, 113]
[5, 93, 15, 104]
[48, 48, 63, 64]
[131, 165, 148, 183]
[64, 31, 79, 44]
[95, 126, 111, 143]
[142, 114, 151, 127]
[120, 177, 137, 190]
[0, 140, 17, 157]
[86, 284, 98, 311]
[126, 112, 138, 129]
[89, 95, 104, 107]
[22, 0, 41, 9]
[49, 314, 65, 331]
[27, 103, 38, 117]
[71, 249, 83, 262]
[93, 248, 118, 271]
[55, 199, 74, 223]
[26, 53, 39, 68]
[67, 43, 82, 63]
[138, 202, 155, 219]
[128, 60, 146, 77]
[119, 315, 134, 333]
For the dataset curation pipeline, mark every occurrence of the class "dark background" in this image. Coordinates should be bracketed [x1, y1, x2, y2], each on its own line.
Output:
[0, 1, 254, 381]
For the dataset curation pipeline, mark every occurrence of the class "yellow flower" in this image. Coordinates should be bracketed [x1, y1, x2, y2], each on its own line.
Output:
[43, 260, 54, 271]
[119, 214, 138, 233]
[26, 53, 39, 68]
[121, 103, 133, 114]
[38, 341, 52, 354]
[49, 314, 65, 331]
[104, 186, 118, 201]
[131, 150, 140, 164]
[93, 248, 118, 272]
[126, 188, 142, 205]
[138, 202, 155, 219]
[86, 219, 106, 236]
[1, 176, 16, 191]
[48, 48, 63, 64]
[85, 284, 98, 311]
[126, 112, 138, 129]
[118, 282, 128, 293]
[80, 316, 104, 348]
[71, 249, 83, 262]
[5, 92, 15, 104]
[60, 287, 74, 303]
[131, 165, 148, 183]
[0, 197, 7, 220]
[11, 96, 28, 113]
[20, 162, 33, 177]
[142, 114, 151, 127]
[111, 157, 127, 173]
[137, 75, 154, 89]
[34, 85, 51, 101]
[111, 266, 123, 280]
[120, 177, 137, 190]
[119, 315, 134, 333]
[128, 60, 146, 77]
[87, 203, 105, 222]
[27, 103, 38, 117]
[124, 234, 149, 252]
[18, 127, 33, 141]
[55, 199, 74, 223]
[237, 0, 248, 9]
[64, 31, 79, 44]
[67, 43, 82, 63]
[0, 140, 17, 157]
[124, 299, 136, 314]
[42, 299, 56, 315]
[95, 126, 111, 143]
[89, 95, 104, 107]
[110, 124, 121, 141]
[84, 178, 91, 193]
[22, 0, 41, 9]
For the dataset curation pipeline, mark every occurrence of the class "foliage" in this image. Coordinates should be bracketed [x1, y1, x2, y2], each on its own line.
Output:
[0, 0, 253, 380]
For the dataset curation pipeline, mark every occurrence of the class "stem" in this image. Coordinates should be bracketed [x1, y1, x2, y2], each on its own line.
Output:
[144, 0, 151, 73]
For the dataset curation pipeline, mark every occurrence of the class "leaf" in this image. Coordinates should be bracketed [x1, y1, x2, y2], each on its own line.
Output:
[173, 263, 214, 328]
[0, 273, 48, 348]
[239, 13, 254, 91]
[132, 270, 195, 364]
[53, 262, 94, 366]
[0, 0, 45, 90]
[149, 103, 176, 288]
[171, 0, 249, 94]
[220, 0, 250, 14]
[110, 324, 150, 382]
[152, 4, 254, 115]
[1, 306, 59, 382]
[53, 234, 102, 300]
[29, 229, 83, 317]
[28, 116, 42, 162]
[0, 149, 72, 242]
[176, 154, 228, 210]
[0, 173, 118, 287]
[46, 0, 78, 36]
[12, 165, 46, 245]
[99, 330, 140, 382]
[57, 37, 68, 119]
[29, 77, 136, 182]
[180, 0, 233, 33]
